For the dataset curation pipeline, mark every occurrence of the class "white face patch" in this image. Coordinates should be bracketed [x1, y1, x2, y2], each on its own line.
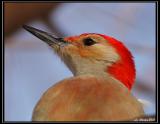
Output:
[92, 44, 119, 62]
[60, 43, 120, 79]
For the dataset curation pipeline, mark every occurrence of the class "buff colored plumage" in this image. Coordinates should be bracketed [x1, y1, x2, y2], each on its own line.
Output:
[23, 25, 144, 121]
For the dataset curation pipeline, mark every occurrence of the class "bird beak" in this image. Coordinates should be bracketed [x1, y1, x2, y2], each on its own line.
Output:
[23, 25, 68, 46]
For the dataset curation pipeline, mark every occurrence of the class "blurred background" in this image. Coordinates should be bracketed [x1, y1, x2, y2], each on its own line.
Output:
[4, 2, 156, 121]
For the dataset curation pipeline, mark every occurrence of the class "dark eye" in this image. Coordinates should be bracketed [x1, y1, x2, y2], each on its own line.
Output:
[83, 38, 96, 46]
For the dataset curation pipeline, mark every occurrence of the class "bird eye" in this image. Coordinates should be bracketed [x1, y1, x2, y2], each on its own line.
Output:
[83, 38, 96, 46]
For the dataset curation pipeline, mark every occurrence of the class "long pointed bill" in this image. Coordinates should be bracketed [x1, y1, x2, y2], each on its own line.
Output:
[23, 25, 68, 46]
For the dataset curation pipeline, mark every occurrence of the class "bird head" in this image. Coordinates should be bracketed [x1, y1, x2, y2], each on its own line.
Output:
[23, 25, 136, 90]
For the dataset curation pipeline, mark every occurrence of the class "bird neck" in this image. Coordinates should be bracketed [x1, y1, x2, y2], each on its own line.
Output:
[63, 53, 134, 90]
[73, 58, 110, 79]
[63, 54, 117, 82]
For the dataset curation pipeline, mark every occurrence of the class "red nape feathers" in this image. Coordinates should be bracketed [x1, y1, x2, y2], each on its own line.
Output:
[99, 34, 136, 90]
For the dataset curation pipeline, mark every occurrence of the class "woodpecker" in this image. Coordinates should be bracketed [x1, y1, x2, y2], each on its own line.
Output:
[23, 25, 144, 121]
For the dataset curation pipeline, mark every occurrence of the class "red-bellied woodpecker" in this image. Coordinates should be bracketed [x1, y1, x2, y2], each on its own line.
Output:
[23, 25, 144, 121]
